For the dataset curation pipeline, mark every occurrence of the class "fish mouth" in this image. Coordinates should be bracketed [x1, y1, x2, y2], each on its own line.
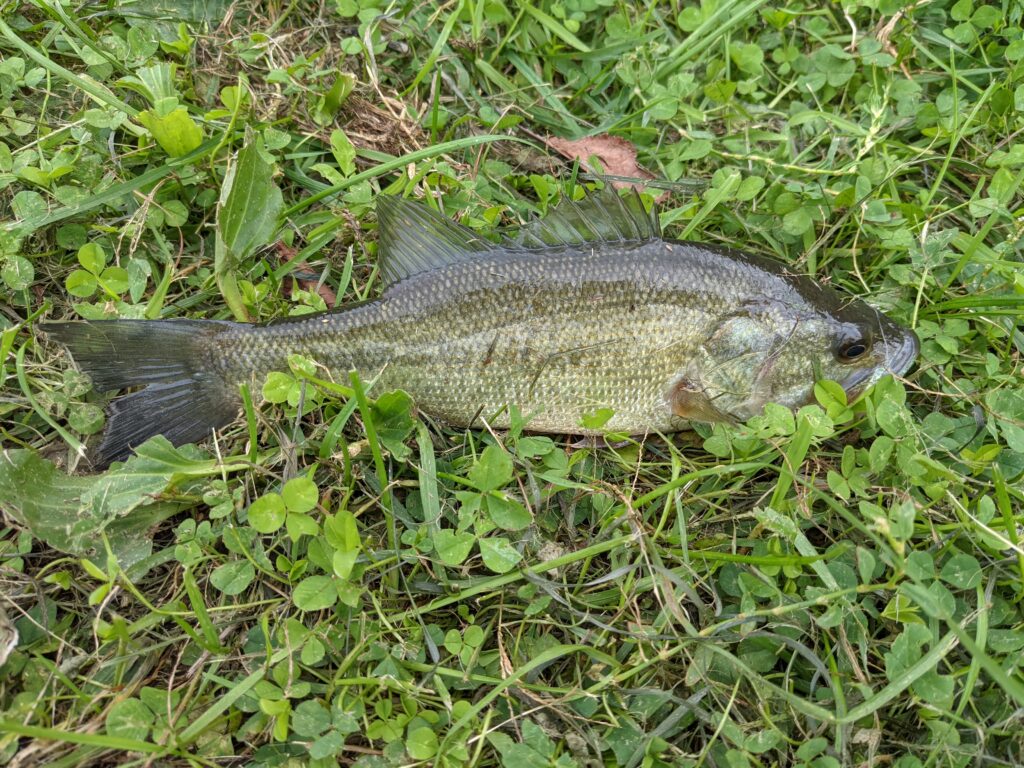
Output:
[885, 327, 920, 378]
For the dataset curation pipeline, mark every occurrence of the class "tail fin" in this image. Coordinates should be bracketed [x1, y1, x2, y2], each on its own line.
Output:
[42, 319, 241, 468]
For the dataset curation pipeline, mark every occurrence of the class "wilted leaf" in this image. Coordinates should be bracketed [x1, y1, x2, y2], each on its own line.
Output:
[127, 0, 231, 22]
[292, 700, 332, 738]
[209, 559, 255, 595]
[545, 133, 655, 191]
[433, 529, 475, 565]
[0, 604, 17, 667]
[106, 698, 155, 741]
[310, 730, 346, 760]
[0, 439, 220, 571]
[486, 494, 532, 531]
[276, 241, 337, 307]
[2, 255, 34, 290]
[488, 729, 552, 768]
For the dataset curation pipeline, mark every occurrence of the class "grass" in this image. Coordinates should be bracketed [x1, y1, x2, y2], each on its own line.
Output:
[1, 0, 1023, 766]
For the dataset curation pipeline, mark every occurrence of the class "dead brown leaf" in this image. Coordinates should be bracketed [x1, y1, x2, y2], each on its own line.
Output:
[544, 133, 656, 191]
[276, 242, 338, 308]
[873, 5, 917, 79]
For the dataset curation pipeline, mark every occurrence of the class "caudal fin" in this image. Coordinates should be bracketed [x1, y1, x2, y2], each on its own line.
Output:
[42, 319, 241, 468]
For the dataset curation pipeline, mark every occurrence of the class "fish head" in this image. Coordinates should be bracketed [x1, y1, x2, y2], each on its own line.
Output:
[670, 291, 918, 424]
[812, 297, 919, 404]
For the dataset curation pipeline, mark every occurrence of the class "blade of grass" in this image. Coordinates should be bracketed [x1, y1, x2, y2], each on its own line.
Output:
[16, 341, 85, 460]
[16, 135, 228, 232]
[518, 1, 592, 52]
[176, 647, 291, 745]
[439, 643, 617, 751]
[0, 16, 139, 119]
[348, 371, 398, 591]
[415, 422, 441, 534]
[653, 0, 769, 80]
[393, 533, 636, 621]
[769, 412, 814, 510]
[402, 0, 466, 95]
[282, 134, 531, 218]
[0, 719, 165, 754]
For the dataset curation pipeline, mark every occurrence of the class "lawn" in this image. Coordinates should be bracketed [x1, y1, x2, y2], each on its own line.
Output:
[1, 0, 1023, 766]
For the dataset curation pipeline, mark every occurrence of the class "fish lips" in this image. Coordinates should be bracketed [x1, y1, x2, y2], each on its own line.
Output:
[886, 326, 920, 378]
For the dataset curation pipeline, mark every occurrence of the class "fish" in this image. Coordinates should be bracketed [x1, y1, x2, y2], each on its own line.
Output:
[43, 186, 919, 468]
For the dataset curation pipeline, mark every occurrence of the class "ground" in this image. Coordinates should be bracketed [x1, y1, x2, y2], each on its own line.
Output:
[1, 0, 1023, 766]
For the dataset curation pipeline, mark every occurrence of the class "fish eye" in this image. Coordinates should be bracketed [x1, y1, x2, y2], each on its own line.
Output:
[837, 338, 870, 362]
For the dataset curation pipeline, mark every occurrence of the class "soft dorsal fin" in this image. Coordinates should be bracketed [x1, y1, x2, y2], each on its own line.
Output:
[376, 195, 498, 287]
[375, 186, 661, 287]
[513, 185, 661, 249]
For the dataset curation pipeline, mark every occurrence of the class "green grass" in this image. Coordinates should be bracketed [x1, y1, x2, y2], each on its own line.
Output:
[1, 0, 1023, 766]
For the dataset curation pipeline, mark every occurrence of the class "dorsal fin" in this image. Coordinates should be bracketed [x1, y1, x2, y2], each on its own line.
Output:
[513, 185, 661, 249]
[375, 195, 498, 287]
[374, 186, 662, 287]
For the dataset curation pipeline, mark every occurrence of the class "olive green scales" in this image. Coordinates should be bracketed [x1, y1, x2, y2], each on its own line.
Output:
[46, 188, 919, 468]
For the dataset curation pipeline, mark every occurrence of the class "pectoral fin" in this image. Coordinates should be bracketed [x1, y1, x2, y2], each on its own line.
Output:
[668, 378, 733, 424]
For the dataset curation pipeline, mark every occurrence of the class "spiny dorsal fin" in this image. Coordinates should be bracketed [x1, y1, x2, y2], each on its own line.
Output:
[376, 195, 498, 287]
[513, 185, 661, 249]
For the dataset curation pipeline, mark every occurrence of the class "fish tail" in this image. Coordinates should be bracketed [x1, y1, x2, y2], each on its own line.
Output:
[42, 319, 241, 468]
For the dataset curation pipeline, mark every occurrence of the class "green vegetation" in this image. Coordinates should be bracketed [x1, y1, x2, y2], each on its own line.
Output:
[2, 0, 1023, 765]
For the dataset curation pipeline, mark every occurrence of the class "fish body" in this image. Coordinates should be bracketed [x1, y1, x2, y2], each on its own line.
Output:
[45, 188, 918, 467]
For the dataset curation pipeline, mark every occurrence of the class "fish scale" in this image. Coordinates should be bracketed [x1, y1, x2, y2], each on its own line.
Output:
[44, 187, 918, 468]
[218, 243, 722, 434]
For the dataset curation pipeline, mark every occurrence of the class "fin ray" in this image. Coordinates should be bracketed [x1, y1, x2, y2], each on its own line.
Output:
[375, 185, 663, 286]
[375, 195, 498, 288]
[512, 185, 660, 249]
